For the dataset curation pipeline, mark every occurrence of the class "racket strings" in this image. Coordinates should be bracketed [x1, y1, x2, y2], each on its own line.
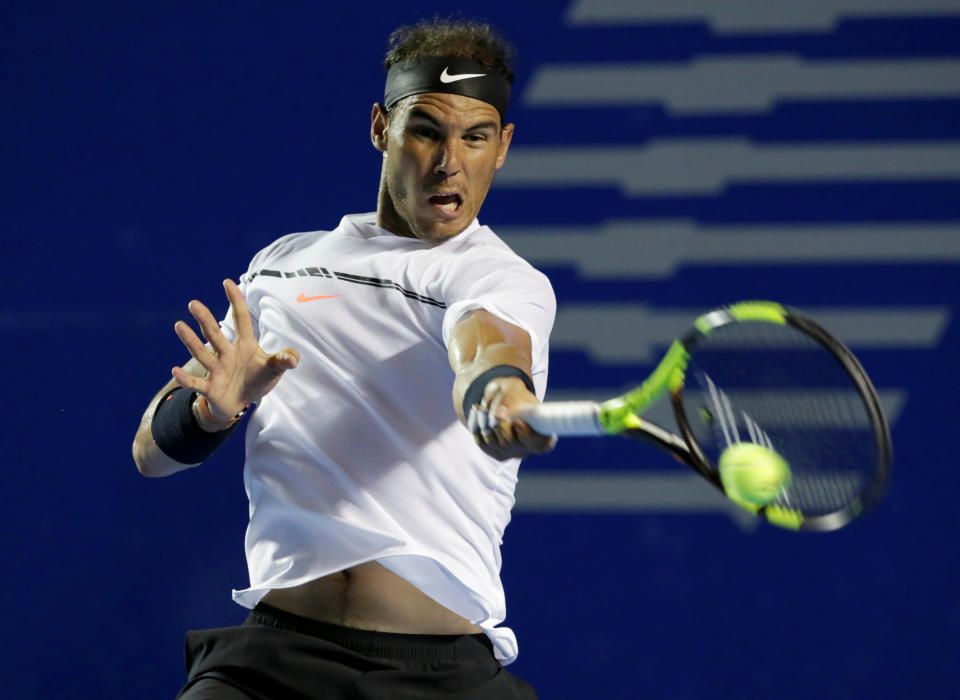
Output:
[681, 322, 879, 518]
[697, 390, 876, 429]
[786, 472, 863, 511]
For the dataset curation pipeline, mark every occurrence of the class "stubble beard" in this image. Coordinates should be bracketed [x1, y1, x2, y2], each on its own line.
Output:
[378, 173, 461, 245]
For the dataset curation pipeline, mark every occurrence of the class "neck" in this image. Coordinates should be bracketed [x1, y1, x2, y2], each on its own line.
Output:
[375, 170, 415, 239]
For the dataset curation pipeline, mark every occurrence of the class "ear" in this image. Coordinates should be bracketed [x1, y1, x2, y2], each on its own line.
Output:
[371, 102, 388, 153]
[494, 122, 515, 170]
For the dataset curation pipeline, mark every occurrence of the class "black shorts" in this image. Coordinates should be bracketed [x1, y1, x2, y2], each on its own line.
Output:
[176, 603, 538, 699]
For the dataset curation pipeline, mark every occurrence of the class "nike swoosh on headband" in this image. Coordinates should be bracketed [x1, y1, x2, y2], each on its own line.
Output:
[440, 67, 487, 83]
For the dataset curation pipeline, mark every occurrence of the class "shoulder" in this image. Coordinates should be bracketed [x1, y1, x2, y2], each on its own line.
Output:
[248, 232, 309, 267]
[450, 224, 554, 290]
[448, 223, 542, 271]
[456, 222, 520, 257]
[437, 225, 556, 320]
[245, 215, 359, 270]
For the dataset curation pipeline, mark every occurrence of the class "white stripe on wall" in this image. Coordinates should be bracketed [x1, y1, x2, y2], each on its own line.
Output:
[497, 221, 960, 278]
[514, 470, 760, 528]
[525, 58, 960, 113]
[497, 141, 960, 194]
[567, 0, 960, 32]
[549, 305, 949, 362]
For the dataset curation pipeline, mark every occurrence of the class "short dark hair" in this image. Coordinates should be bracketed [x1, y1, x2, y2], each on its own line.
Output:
[384, 17, 515, 84]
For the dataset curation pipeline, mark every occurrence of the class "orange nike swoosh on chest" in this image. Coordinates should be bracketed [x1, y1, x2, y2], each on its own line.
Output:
[296, 293, 339, 303]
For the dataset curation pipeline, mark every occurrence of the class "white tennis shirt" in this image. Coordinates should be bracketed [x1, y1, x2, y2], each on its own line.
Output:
[218, 213, 555, 664]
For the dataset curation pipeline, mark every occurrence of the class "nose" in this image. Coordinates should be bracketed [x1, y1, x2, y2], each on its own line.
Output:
[434, 136, 462, 177]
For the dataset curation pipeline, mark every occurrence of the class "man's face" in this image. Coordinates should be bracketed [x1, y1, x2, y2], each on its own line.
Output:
[371, 92, 514, 244]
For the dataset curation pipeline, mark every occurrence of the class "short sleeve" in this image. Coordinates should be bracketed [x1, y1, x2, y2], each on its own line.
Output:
[441, 254, 556, 398]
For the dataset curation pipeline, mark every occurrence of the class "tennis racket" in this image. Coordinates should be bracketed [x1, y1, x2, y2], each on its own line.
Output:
[522, 301, 892, 532]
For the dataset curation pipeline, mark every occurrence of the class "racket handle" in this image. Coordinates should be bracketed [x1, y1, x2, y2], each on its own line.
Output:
[522, 401, 606, 436]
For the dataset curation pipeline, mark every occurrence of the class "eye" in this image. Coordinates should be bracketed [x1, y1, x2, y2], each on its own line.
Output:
[465, 133, 488, 144]
[412, 125, 440, 140]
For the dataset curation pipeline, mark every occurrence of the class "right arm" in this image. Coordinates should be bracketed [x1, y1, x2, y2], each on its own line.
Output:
[131, 278, 300, 478]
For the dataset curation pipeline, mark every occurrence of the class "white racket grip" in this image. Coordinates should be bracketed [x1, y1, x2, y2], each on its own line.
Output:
[521, 401, 606, 437]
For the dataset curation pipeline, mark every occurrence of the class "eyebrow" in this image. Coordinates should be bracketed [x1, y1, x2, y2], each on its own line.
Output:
[408, 108, 500, 133]
[465, 121, 499, 133]
[408, 108, 441, 126]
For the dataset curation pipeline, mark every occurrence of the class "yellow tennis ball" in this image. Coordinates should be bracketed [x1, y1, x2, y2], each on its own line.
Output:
[718, 443, 792, 506]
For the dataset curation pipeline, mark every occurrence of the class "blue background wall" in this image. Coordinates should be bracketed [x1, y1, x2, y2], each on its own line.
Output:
[3, 2, 958, 697]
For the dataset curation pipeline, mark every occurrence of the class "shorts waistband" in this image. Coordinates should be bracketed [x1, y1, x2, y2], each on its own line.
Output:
[246, 603, 495, 663]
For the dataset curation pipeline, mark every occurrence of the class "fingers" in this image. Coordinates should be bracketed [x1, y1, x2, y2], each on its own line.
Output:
[174, 319, 218, 371]
[466, 378, 555, 459]
[469, 405, 553, 459]
[487, 390, 506, 428]
[481, 380, 519, 445]
[187, 299, 232, 356]
[224, 279, 256, 341]
[485, 390, 515, 443]
[467, 385, 500, 447]
[512, 419, 558, 453]
[171, 365, 208, 394]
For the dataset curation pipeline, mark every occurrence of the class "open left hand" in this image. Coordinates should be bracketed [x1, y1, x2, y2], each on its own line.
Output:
[171, 279, 300, 428]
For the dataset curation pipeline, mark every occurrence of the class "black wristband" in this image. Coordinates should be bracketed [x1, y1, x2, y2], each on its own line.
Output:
[461, 365, 536, 418]
[151, 387, 241, 464]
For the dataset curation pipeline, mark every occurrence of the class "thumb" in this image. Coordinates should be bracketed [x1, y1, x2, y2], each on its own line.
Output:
[267, 347, 300, 373]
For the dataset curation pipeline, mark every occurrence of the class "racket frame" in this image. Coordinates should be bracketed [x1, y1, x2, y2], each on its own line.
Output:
[526, 300, 893, 532]
[665, 302, 892, 532]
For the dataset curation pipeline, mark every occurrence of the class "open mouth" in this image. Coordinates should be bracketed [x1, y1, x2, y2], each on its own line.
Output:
[428, 192, 463, 216]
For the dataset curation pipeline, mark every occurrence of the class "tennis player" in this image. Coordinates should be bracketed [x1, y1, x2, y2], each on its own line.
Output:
[132, 17, 554, 699]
